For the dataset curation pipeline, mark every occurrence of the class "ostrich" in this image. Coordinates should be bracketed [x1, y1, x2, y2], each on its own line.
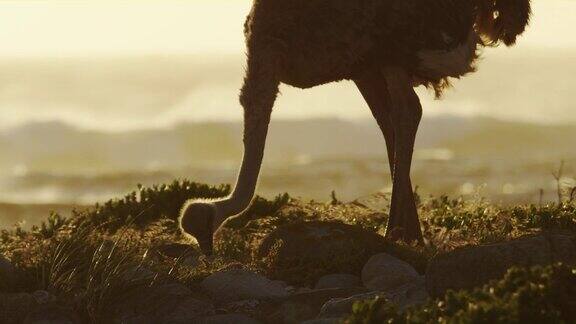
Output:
[180, 0, 532, 254]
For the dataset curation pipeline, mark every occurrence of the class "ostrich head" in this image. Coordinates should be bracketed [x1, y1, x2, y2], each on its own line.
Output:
[179, 200, 217, 255]
[477, 0, 532, 46]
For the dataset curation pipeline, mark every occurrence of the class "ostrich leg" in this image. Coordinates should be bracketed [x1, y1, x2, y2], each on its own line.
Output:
[180, 50, 280, 255]
[355, 71, 396, 177]
[355, 69, 421, 242]
[380, 66, 423, 243]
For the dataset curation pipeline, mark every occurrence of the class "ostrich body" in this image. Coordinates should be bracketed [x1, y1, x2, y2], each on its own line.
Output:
[180, 0, 532, 254]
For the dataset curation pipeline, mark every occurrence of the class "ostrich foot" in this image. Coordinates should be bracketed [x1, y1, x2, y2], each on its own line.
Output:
[386, 199, 423, 244]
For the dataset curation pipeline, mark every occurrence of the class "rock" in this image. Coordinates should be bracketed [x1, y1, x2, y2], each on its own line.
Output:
[361, 253, 419, 292]
[319, 292, 385, 319]
[217, 299, 262, 317]
[0, 292, 80, 324]
[160, 297, 216, 324]
[286, 286, 314, 295]
[257, 221, 393, 285]
[319, 281, 429, 319]
[426, 234, 576, 296]
[263, 287, 367, 324]
[24, 304, 81, 324]
[222, 299, 260, 311]
[31, 291, 58, 305]
[0, 290, 79, 324]
[272, 280, 289, 289]
[385, 280, 429, 311]
[201, 269, 288, 304]
[114, 282, 213, 323]
[0, 292, 38, 324]
[314, 274, 362, 290]
[196, 313, 262, 324]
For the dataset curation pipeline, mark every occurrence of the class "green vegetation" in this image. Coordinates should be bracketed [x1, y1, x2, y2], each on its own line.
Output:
[73, 180, 231, 232]
[0, 180, 574, 322]
[420, 195, 576, 255]
[0, 180, 293, 322]
[347, 263, 576, 324]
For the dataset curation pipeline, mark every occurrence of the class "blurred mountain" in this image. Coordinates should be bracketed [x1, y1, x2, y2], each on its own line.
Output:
[1, 116, 574, 177]
[1, 117, 574, 228]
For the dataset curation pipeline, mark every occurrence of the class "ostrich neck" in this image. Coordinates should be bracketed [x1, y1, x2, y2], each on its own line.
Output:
[212, 113, 271, 228]
[212, 189, 256, 228]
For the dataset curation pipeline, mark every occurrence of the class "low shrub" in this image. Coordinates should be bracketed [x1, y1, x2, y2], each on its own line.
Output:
[347, 263, 576, 324]
[72, 180, 230, 232]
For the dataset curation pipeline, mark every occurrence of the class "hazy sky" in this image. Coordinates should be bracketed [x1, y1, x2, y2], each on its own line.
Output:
[0, 0, 574, 57]
[0, 0, 574, 129]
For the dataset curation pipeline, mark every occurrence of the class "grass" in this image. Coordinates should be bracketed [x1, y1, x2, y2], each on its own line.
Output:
[0, 179, 574, 323]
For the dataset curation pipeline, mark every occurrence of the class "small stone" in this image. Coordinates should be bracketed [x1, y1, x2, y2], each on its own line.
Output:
[361, 253, 419, 292]
[201, 269, 288, 303]
[314, 274, 362, 290]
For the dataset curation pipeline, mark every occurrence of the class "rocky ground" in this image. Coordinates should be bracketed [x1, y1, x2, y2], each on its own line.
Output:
[1, 180, 575, 323]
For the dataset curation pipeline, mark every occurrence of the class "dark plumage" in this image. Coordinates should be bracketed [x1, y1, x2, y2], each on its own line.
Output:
[245, 0, 531, 96]
[180, 0, 532, 251]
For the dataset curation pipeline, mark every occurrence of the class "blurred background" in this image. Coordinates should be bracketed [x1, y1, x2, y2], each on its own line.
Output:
[0, 0, 574, 228]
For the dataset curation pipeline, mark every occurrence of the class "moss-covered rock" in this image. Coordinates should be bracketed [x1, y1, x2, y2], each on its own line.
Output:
[426, 233, 576, 297]
[256, 221, 425, 286]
